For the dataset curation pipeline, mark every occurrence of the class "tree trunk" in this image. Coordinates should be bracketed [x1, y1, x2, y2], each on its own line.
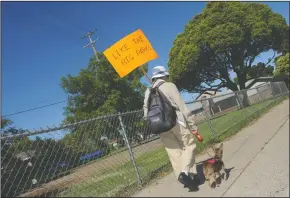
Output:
[226, 78, 244, 109]
[226, 79, 239, 91]
[237, 73, 250, 108]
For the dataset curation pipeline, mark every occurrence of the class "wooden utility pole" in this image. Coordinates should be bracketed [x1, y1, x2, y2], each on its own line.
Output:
[81, 29, 100, 62]
[81, 29, 152, 84]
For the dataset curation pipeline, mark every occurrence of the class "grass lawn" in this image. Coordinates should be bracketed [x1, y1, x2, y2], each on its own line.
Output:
[58, 147, 170, 197]
[58, 96, 288, 197]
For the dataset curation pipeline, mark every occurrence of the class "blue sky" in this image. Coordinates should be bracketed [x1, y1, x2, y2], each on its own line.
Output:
[2, 1, 289, 137]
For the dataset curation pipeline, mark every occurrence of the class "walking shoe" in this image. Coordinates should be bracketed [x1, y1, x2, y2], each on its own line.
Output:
[188, 173, 200, 185]
[178, 172, 191, 186]
[178, 172, 199, 191]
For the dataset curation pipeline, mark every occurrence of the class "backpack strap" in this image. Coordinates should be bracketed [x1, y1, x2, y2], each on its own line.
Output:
[154, 81, 166, 89]
[154, 81, 179, 111]
[149, 81, 165, 92]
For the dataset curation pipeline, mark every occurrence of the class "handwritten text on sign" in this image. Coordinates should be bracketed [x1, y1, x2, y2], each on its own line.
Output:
[104, 29, 158, 78]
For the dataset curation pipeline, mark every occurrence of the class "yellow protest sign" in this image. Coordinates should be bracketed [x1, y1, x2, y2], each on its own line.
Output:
[104, 29, 158, 78]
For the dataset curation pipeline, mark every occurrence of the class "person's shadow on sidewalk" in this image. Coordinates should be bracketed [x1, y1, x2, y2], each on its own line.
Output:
[196, 161, 235, 186]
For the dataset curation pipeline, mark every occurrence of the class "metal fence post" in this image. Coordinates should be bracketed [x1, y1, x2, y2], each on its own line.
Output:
[256, 87, 262, 102]
[218, 105, 222, 112]
[245, 89, 251, 106]
[257, 87, 266, 109]
[236, 98, 240, 108]
[118, 112, 142, 185]
[201, 98, 217, 137]
[206, 113, 216, 137]
[211, 107, 215, 115]
[280, 81, 289, 95]
[237, 89, 251, 121]
[236, 91, 244, 109]
[270, 82, 274, 98]
[282, 81, 289, 92]
[277, 82, 283, 95]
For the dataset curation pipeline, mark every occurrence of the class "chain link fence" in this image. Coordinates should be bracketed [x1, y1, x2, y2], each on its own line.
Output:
[186, 81, 288, 138]
[1, 81, 289, 197]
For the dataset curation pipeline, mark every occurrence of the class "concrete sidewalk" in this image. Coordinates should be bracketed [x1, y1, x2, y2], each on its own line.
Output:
[133, 99, 289, 197]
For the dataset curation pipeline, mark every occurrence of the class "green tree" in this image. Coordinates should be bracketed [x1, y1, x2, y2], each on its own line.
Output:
[168, 2, 289, 107]
[5, 136, 31, 154]
[233, 62, 274, 85]
[247, 62, 274, 78]
[275, 53, 289, 76]
[1, 118, 13, 129]
[273, 53, 290, 88]
[280, 27, 290, 55]
[60, 53, 147, 150]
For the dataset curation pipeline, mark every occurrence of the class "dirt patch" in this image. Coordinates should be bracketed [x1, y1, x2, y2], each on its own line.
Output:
[19, 139, 163, 197]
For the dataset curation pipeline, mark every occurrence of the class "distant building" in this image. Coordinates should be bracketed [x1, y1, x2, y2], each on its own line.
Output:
[187, 77, 274, 116]
[15, 150, 37, 185]
[100, 135, 108, 141]
[15, 150, 36, 161]
[195, 90, 219, 101]
[107, 138, 125, 148]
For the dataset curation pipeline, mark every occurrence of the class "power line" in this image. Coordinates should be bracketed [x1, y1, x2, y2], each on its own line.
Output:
[5, 8, 141, 118]
[3, 30, 102, 118]
[3, 28, 142, 118]
[2, 100, 67, 118]
[3, 26, 148, 118]
[3, 32, 102, 118]
[3, 11, 103, 118]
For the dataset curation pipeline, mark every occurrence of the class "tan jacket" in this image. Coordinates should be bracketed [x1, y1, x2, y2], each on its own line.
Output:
[143, 79, 198, 131]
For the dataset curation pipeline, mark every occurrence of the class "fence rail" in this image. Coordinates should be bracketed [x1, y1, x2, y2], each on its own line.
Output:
[1, 81, 289, 197]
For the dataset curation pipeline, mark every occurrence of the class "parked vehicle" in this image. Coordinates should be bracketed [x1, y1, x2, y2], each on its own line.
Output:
[49, 162, 70, 173]
[79, 150, 104, 164]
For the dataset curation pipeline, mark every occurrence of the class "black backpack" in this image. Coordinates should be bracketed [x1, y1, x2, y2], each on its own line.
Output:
[147, 81, 177, 134]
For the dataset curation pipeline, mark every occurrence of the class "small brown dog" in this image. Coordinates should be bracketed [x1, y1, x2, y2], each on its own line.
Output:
[203, 143, 226, 188]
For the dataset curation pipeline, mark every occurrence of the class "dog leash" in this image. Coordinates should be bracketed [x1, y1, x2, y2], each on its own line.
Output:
[205, 150, 214, 158]
[191, 129, 215, 158]
[184, 116, 215, 159]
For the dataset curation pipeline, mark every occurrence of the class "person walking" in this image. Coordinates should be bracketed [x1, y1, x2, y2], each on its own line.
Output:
[143, 66, 200, 191]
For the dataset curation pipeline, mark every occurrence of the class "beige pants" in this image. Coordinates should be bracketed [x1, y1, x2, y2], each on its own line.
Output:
[160, 122, 197, 179]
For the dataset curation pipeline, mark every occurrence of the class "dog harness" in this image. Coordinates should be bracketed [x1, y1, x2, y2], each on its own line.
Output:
[207, 159, 216, 164]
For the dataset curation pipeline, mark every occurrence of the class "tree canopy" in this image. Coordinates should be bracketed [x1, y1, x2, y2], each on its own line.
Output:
[60, 52, 147, 124]
[275, 53, 289, 76]
[233, 62, 274, 85]
[1, 118, 13, 129]
[168, 2, 289, 95]
[272, 53, 290, 88]
[60, 52, 148, 151]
